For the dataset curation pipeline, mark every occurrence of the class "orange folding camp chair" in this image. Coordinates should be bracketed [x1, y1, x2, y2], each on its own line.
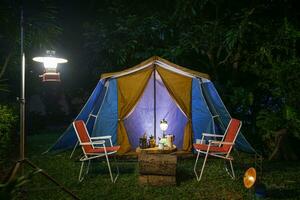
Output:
[193, 118, 242, 181]
[73, 120, 120, 183]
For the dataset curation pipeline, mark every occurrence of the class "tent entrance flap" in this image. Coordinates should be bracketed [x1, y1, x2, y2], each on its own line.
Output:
[124, 70, 188, 149]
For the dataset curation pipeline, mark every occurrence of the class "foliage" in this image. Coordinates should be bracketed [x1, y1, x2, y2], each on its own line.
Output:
[0, 0, 62, 96]
[0, 0, 64, 136]
[0, 105, 17, 163]
[81, 0, 300, 156]
[0, 170, 37, 200]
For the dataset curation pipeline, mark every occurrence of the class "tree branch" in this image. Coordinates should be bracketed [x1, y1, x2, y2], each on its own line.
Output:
[0, 53, 12, 79]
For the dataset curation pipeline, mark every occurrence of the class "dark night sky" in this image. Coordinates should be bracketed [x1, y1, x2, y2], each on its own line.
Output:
[56, 1, 95, 89]
[26, 1, 101, 96]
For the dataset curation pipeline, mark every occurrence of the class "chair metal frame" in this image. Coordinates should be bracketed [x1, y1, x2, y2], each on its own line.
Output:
[193, 118, 242, 181]
[73, 120, 119, 183]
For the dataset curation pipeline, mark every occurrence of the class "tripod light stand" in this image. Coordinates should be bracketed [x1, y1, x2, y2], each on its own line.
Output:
[4, 6, 79, 200]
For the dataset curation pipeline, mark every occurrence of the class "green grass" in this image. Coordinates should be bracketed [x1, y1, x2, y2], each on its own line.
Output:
[9, 132, 300, 199]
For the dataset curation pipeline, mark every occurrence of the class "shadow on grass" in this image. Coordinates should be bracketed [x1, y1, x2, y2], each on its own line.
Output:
[176, 166, 194, 184]
[89, 160, 136, 175]
[263, 161, 300, 173]
[267, 188, 299, 199]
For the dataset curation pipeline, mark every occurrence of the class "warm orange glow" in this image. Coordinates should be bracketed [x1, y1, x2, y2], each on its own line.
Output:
[243, 167, 256, 189]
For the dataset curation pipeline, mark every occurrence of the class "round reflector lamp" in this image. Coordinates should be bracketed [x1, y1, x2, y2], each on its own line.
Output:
[243, 167, 256, 189]
[33, 50, 68, 82]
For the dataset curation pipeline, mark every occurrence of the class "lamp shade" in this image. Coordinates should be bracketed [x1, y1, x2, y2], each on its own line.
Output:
[160, 119, 168, 131]
[33, 50, 68, 82]
[243, 167, 256, 189]
[33, 56, 67, 69]
[32, 50, 68, 70]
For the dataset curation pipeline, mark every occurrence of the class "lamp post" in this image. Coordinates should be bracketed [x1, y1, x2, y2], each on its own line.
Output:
[18, 51, 68, 161]
[6, 6, 79, 199]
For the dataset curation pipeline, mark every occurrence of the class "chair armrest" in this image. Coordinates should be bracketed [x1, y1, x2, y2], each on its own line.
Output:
[91, 136, 111, 140]
[92, 140, 106, 145]
[209, 141, 234, 145]
[91, 135, 113, 147]
[202, 133, 224, 138]
[80, 140, 105, 145]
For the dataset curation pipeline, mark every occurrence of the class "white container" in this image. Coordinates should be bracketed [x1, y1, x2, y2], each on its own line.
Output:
[166, 135, 174, 148]
[158, 142, 164, 150]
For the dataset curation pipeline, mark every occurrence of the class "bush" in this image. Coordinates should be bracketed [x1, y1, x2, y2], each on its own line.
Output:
[0, 105, 18, 164]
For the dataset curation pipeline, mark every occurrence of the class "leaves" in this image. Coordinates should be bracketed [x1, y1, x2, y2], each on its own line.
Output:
[0, 0, 62, 96]
[0, 105, 17, 163]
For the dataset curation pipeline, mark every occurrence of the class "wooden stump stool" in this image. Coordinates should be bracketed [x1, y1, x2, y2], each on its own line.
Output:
[138, 153, 177, 186]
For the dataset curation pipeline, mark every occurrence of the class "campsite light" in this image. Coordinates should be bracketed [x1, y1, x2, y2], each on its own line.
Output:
[244, 167, 256, 189]
[160, 119, 168, 137]
[244, 167, 267, 198]
[33, 50, 68, 82]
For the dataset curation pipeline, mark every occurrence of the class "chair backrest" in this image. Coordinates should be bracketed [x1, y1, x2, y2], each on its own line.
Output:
[222, 118, 242, 152]
[73, 120, 93, 154]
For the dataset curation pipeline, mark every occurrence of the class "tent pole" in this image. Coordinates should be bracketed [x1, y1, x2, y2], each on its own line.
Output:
[154, 67, 156, 140]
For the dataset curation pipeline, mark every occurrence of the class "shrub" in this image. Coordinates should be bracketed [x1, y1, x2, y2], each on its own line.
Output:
[0, 105, 18, 164]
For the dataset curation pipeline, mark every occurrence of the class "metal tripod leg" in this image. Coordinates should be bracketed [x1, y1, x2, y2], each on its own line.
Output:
[5, 159, 80, 200]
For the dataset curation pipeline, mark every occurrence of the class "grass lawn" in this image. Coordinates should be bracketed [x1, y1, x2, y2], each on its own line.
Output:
[10, 132, 300, 199]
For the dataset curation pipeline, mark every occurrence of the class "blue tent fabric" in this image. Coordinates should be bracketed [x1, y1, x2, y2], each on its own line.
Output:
[86, 81, 108, 130]
[191, 78, 214, 142]
[47, 80, 105, 152]
[202, 81, 256, 153]
[92, 79, 118, 145]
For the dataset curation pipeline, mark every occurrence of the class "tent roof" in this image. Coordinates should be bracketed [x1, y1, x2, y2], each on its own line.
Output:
[100, 56, 210, 80]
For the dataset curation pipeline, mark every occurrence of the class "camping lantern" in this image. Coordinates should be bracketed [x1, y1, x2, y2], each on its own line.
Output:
[160, 119, 168, 137]
[33, 50, 68, 82]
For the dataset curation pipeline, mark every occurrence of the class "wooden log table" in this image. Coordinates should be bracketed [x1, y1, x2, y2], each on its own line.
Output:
[136, 145, 177, 154]
[137, 151, 177, 186]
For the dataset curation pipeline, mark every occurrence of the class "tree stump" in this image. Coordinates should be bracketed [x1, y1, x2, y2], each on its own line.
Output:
[138, 153, 177, 186]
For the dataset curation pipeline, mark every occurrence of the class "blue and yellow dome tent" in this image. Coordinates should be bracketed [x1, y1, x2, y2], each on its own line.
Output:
[47, 56, 255, 154]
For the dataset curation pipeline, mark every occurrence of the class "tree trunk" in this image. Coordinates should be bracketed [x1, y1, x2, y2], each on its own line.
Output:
[0, 53, 12, 79]
[269, 128, 299, 160]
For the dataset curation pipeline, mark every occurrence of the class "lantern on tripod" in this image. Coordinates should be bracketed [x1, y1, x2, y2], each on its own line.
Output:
[33, 50, 68, 82]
